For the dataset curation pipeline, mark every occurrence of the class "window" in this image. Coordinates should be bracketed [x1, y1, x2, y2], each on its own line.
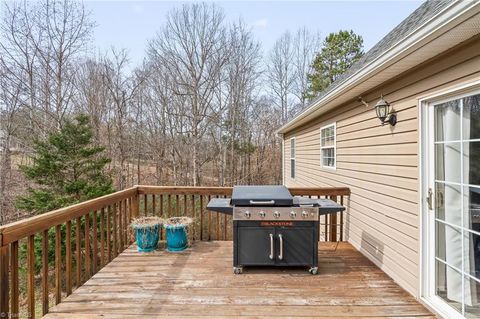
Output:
[290, 138, 295, 179]
[320, 123, 336, 169]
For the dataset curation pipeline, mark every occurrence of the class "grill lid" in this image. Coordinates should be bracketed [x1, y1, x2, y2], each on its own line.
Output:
[231, 185, 293, 206]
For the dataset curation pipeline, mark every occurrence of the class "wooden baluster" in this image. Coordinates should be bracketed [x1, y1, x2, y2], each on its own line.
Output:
[27, 234, 35, 318]
[10, 241, 19, 317]
[41, 230, 49, 314]
[55, 224, 62, 305]
[159, 194, 163, 217]
[0, 243, 9, 317]
[340, 196, 344, 241]
[131, 194, 139, 220]
[174, 194, 179, 216]
[112, 203, 117, 257]
[66, 220, 72, 296]
[85, 213, 91, 279]
[329, 195, 338, 242]
[119, 201, 124, 251]
[127, 197, 132, 223]
[168, 195, 172, 218]
[76, 217, 81, 286]
[160, 194, 164, 240]
[100, 208, 105, 267]
[324, 197, 328, 242]
[152, 194, 156, 217]
[183, 194, 187, 217]
[216, 195, 219, 241]
[200, 195, 203, 241]
[107, 205, 111, 262]
[208, 195, 211, 241]
[144, 194, 148, 216]
[92, 210, 98, 274]
[224, 195, 227, 240]
[191, 195, 196, 241]
[123, 199, 128, 247]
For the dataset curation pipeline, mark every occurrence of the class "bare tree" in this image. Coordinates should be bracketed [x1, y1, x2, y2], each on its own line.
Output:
[148, 3, 231, 186]
[267, 31, 296, 123]
[292, 27, 321, 108]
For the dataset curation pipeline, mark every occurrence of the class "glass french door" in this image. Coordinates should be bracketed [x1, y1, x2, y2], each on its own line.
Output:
[427, 91, 480, 318]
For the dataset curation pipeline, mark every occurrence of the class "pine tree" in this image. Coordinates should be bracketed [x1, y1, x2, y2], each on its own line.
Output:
[16, 114, 114, 214]
[305, 30, 364, 99]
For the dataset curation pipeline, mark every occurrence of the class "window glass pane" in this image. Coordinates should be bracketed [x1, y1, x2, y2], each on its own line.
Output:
[436, 221, 462, 270]
[435, 99, 461, 142]
[463, 94, 480, 141]
[290, 159, 295, 179]
[435, 143, 461, 183]
[435, 182, 462, 226]
[463, 229, 480, 281]
[464, 142, 480, 186]
[436, 260, 463, 314]
[464, 276, 480, 318]
[464, 186, 480, 233]
[321, 148, 335, 167]
[290, 139, 295, 158]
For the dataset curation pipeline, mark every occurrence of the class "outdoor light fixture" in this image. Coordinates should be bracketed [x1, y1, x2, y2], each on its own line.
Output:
[375, 95, 397, 126]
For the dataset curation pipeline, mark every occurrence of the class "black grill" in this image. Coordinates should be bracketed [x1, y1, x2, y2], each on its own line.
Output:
[207, 185, 345, 274]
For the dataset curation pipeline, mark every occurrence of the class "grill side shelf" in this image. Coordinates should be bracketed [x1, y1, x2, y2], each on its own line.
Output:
[206, 198, 233, 215]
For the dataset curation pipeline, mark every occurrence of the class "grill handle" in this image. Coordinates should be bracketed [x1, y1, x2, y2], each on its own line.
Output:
[249, 200, 275, 205]
[278, 234, 283, 260]
[269, 234, 274, 260]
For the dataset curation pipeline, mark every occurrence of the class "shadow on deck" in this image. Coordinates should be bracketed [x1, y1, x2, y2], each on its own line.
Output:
[43, 241, 432, 318]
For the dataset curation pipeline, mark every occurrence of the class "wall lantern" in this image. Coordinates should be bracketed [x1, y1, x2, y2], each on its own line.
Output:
[375, 95, 397, 126]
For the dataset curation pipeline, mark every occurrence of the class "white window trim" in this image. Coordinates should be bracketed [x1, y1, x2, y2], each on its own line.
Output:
[418, 79, 480, 319]
[290, 137, 295, 180]
[320, 122, 336, 170]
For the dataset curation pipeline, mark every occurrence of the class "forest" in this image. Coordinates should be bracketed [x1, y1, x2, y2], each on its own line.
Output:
[0, 0, 363, 224]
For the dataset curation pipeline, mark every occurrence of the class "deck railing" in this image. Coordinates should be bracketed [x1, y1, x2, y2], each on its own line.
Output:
[0, 185, 350, 318]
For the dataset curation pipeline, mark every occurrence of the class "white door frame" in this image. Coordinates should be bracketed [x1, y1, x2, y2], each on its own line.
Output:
[419, 79, 480, 318]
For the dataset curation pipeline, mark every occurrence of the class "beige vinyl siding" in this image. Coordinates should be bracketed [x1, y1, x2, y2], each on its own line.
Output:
[283, 36, 480, 297]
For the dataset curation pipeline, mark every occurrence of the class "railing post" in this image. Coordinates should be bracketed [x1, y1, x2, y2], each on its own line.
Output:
[0, 234, 9, 318]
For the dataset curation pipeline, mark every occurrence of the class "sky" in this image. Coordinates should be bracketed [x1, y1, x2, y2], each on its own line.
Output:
[85, 0, 423, 67]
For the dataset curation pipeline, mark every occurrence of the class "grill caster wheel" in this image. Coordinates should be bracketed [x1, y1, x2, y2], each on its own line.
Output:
[233, 267, 243, 275]
[309, 267, 318, 275]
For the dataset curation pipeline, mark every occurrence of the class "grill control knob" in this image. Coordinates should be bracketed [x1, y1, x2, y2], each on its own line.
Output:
[290, 211, 297, 219]
[273, 211, 280, 219]
[259, 211, 266, 218]
[302, 211, 308, 218]
[244, 211, 251, 219]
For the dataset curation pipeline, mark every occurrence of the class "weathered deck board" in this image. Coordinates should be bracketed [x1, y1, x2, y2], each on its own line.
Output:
[44, 241, 432, 318]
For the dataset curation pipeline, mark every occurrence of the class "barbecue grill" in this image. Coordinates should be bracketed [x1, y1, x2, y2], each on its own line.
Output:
[207, 185, 345, 274]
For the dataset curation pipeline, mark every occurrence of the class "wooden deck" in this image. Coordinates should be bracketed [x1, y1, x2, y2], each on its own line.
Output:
[44, 241, 433, 318]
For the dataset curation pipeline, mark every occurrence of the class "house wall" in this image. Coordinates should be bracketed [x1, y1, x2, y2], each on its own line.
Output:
[282, 36, 480, 297]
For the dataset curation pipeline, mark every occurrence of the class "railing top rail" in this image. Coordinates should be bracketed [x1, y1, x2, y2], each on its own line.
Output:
[0, 185, 350, 246]
[0, 187, 137, 246]
[137, 185, 233, 196]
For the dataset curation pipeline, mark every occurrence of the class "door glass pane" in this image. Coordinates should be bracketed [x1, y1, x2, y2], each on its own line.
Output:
[463, 229, 480, 280]
[463, 94, 480, 141]
[435, 143, 461, 183]
[436, 182, 462, 226]
[435, 100, 461, 142]
[436, 221, 462, 270]
[464, 186, 480, 232]
[436, 260, 463, 314]
[464, 142, 480, 186]
[464, 276, 480, 319]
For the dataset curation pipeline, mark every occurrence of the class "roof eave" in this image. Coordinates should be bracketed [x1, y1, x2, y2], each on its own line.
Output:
[276, 0, 480, 136]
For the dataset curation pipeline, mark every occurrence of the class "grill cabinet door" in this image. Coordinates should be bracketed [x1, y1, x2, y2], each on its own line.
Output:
[237, 227, 275, 265]
[275, 227, 315, 266]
